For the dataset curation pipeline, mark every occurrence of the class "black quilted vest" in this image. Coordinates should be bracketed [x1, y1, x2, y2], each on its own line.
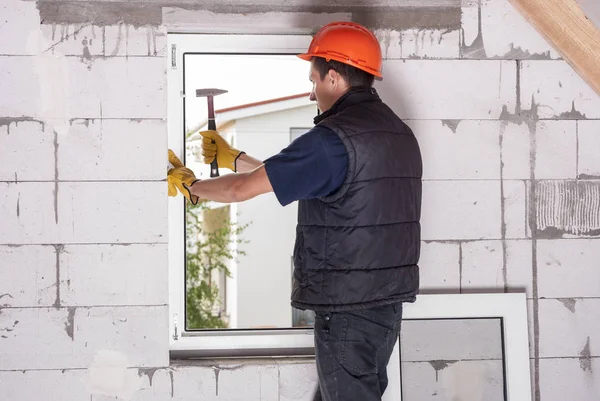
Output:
[290, 88, 422, 312]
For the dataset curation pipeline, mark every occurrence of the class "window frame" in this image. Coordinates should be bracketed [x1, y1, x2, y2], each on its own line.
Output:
[395, 293, 532, 401]
[167, 33, 531, 401]
[167, 32, 316, 357]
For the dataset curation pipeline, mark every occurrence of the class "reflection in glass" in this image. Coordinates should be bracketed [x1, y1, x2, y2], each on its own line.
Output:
[400, 318, 506, 401]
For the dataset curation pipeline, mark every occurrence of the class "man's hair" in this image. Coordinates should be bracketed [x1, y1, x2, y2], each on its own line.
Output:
[312, 57, 375, 88]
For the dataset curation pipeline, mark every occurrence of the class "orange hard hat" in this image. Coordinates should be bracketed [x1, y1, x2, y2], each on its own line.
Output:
[297, 21, 383, 78]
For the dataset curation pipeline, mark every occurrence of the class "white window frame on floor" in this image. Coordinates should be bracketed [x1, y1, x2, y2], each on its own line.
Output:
[388, 293, 532, 401]
[167, 33, 531, 401]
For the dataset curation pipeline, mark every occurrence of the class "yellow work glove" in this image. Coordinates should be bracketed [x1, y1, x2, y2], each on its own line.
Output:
[200, 130, 245, 172]
[167, 149, 200, 205]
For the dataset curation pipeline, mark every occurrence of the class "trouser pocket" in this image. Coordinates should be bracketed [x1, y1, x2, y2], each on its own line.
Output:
[338, 311, 392, 375]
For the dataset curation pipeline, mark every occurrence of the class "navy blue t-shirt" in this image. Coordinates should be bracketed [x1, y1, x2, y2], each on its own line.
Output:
[264, 126, 348, 207]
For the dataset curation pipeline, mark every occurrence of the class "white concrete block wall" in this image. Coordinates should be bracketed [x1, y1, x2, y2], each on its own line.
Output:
[418, 242, 460, 293]
[421, 181, 502, 240]
[0, 246, 57, 307]
[0, 0, 171, 397]
[578, 120, 600, 178]
[58, 120, 167, 181]
[0, 121, 55, 181]
[1, 0, 599, 400]
[375, 60, 517, 120]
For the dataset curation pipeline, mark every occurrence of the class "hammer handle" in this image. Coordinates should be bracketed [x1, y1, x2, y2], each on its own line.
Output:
[207, 96, 220, 177]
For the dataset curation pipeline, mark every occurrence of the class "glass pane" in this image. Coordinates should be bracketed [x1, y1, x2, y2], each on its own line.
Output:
[183, 53, 314, 330]
[400, 318, 506, 401]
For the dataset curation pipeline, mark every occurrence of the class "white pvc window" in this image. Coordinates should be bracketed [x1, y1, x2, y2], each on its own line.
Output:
[168, 33, 316, 357]
[391, 293, 532, 401]
[167, 33, 531, 401]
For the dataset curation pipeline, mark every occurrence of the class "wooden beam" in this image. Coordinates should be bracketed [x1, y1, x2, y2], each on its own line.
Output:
[509, 0, 600, 96]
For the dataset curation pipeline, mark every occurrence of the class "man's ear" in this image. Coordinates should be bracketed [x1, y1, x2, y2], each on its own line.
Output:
[327, 69, 337, 84]
[328, 69, 347, 90]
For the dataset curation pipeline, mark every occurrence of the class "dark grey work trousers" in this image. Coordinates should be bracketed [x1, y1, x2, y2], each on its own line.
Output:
[312, 303, 403, 401]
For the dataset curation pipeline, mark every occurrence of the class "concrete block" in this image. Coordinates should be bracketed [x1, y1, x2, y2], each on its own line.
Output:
[375, 60, 516, 120]
[0, 182, 60, 245]
[60, 244, 168, 306]
[38, 24, 164, 58]
[505, 240, 533, 298]
[534, 121, 578, 179]
[421, 181, 502, 240]
[408, 120, 500, 180]
[0, 306, 168, 370]
[374, 29, 402, 60]
[520, 61, 600, 119]
[279, 362, 319, 401]
[158, 366, 214, 400]
[75, 306, 169, 368]
[460, 239, 532, 295]
[578, 120, 600, 178]
[503, 180, 529, 239]
[132, 363, 314, 401]
[78, 362, 171, 401]
[461, 0, 559, 59]
[401, 319, 503, 361]
[1, 182, 167, 244]
[0, 245, 56, 307]
[1, 55, 165, 121]
[534, 180, 600, 238]
[58, 119, 166, 181]
[0, 0, 41, 55]
[537, 239, 600, 298]
[500, 122, 532, 180]
[0, 370, 89, 400]
[58, 182, 167, 244]
[418, 241, 460, 294]
[401, 29, 460, 59]
[539, 298, 600, 359]
[104, 24, 167, 57]
[0, 56, 43, 117]
[539, 358, 600, 401]
[144, 364, 279, 401]
[0, 307, 75, 370]
[68, 57, 166, 119]
[214, 364, 279, 401]
[461, 240, 505, 293]
[401, 360, 505, 401]
[39, 24, 105, 57]
[0, 120, 55, 181]
[126, 367, 174, 400]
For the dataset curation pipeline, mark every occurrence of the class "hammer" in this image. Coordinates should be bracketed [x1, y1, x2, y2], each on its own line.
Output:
[196, 88, 228, 177]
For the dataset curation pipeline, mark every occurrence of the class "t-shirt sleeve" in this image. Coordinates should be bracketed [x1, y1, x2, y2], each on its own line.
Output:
[263, 126, 348, 207]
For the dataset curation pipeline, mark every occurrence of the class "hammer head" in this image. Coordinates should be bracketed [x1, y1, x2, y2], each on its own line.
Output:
[196, 88, 228, 98]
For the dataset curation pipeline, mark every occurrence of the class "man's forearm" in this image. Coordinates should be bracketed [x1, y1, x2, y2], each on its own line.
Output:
[236, 153, 263, 173]
[189, 164, 273, 203]
[188, 173, 247, 203]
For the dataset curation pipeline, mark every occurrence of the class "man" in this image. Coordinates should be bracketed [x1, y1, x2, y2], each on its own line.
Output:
[168, 21, 422, 401]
